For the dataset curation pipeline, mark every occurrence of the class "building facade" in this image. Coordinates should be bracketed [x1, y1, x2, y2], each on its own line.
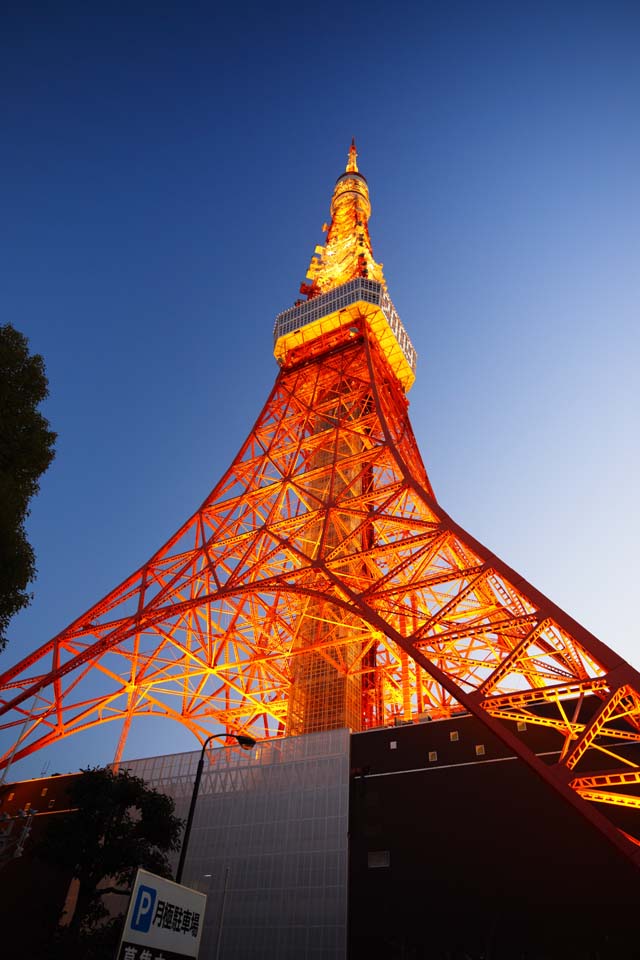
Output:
[125, 729, 350, 960]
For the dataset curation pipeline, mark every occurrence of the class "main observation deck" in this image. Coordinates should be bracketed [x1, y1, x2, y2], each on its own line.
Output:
[273, 278, 417, 392]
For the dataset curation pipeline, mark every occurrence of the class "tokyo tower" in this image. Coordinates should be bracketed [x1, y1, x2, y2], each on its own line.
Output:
[2, 141, 640, 865]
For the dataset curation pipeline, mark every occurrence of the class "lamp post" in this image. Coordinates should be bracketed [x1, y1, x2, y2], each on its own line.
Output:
[175, 733, 256, 885]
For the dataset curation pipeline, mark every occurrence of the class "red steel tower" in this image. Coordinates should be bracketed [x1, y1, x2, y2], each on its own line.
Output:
[2, 142, 640, 864]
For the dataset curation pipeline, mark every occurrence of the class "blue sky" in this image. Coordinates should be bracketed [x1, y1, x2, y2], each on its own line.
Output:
[2, 1, 639, 778]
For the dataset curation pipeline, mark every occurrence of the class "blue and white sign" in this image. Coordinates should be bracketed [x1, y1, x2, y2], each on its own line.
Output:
[117, 868, 207, 960]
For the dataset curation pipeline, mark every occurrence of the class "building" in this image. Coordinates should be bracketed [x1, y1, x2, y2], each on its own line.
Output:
[3, 716, 640, 958]
[0, 772, 77, 956]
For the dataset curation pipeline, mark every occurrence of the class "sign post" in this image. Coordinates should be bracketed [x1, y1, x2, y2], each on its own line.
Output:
[116, 868, 207, 960]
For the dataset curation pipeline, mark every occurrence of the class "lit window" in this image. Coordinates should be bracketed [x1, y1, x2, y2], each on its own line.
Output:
[40, 787, 48, 797]
[7, 793, 14, 802]
[389, 741, 397, 750]
[428, 751, 438, 762]
[517, 721, 527, 732]
[449, 731, 459, 742]
[475, 744, 486, 757]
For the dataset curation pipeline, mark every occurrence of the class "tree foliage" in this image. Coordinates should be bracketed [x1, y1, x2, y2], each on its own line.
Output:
[36, 766, 183, 959]
[0, 323, 56, 649]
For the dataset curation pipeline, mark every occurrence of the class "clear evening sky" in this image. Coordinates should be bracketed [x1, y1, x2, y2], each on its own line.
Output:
[2, 1, 638, 779]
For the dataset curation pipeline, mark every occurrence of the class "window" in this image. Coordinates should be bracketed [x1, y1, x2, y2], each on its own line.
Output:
[449, 730, 459, 742]
[517, 721, 527, 732]
[40, 787, 48, 797]
[475, 744, 485, 757]
[428, 751, 438, 763]
[48, 800, 55, 809]
[368, 850, 390, 869]
[389, 741, 397, 750]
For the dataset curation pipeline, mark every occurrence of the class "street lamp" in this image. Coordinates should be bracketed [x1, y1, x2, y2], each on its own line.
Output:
[175, 733, 256, 884]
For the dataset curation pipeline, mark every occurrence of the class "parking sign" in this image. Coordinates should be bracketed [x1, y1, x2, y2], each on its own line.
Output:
[117, 868, 207, 960]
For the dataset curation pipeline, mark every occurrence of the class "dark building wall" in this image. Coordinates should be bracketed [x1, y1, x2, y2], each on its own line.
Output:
[348, 715, 640, 960]
[0, 774, 78, 957]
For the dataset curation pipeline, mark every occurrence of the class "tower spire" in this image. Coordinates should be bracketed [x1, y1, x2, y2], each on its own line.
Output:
[300, 140, 385, 299]
[346, 137, 359, 173]
[276, 141, 416, 393]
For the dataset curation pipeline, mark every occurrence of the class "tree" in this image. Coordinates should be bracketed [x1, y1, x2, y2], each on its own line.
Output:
[36, 767, 183, 959]
[0, 323, 56, 649]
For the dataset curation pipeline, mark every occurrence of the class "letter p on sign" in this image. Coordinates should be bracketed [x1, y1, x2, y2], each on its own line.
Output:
[131, 884, 156, 932]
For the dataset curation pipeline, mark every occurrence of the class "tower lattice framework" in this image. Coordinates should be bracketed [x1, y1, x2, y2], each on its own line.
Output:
[2, 142, 640, 866]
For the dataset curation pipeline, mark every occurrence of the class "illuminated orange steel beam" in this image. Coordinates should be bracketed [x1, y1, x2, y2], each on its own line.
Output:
[565, 686, 634, 770]
[571, 770, 640, 789]
[576, 790, 640, 810]
[481, 678, 612, 711]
